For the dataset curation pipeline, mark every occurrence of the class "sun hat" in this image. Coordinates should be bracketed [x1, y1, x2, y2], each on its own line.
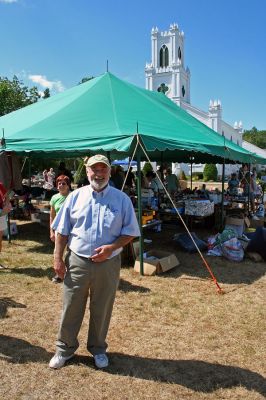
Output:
[84, 155, 111, 168]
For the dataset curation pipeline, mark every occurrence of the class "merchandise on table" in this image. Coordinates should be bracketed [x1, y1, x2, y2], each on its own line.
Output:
[185, 199, 214, 217]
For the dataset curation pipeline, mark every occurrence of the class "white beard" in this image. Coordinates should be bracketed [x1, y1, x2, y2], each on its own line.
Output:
[90, 177, 109, 191]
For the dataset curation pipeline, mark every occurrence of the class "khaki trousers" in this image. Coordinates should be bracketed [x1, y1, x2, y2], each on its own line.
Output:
[56, 250, 121, 356]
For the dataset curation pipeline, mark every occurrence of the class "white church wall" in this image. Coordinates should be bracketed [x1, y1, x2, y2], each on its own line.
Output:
[220, 120, 242, 145]
[145, 24, 258, 180]
[182, 102, 212, 127]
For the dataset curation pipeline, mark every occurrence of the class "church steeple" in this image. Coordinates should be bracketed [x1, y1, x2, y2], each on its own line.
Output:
[145, 23, 190, 105]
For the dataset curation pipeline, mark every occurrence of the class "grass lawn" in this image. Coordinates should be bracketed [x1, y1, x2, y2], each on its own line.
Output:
[0, 220, 265, 400]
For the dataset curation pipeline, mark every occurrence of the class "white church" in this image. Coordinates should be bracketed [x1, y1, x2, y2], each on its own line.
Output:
[144, 23, 265, 175]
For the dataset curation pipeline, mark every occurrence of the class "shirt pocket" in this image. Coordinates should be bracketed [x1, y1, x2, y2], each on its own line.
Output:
[103, 208, 121, 231]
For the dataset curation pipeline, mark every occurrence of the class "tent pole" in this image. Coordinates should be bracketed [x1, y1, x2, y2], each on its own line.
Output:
[221, 160, 225, 231]
[248, 163, 251, 215]
[190, 160, 193, 190]
[136, 142, 144, 275]
[28, 156, 31, 187]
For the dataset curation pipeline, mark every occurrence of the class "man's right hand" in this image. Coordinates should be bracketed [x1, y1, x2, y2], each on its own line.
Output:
[54, 258, 66, 280]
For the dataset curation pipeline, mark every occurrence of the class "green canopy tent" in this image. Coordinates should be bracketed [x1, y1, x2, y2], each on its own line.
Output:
[0, 72, 265, 165]
[1, 72, 265, 277]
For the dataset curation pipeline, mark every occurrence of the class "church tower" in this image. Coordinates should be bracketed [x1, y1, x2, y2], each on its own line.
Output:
[145, 23, 191, 105]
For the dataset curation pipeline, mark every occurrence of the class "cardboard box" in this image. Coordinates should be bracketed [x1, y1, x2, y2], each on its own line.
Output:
[142, 215, 154, 225]
[134, 250, 180, 276]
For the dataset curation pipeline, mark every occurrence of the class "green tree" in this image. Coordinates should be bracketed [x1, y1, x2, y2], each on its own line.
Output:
[243, 126, 266, 149]
[43, 88, 51, 99]
[74, 158, 87, 184]
[142, 162, 153, 176]
[179, 170, 187, 180]
[203, 164, 218, 181]
[0, 75, 40, 116]
[78, 76, 94, 85]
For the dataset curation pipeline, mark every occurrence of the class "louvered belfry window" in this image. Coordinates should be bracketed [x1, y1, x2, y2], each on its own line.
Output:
[160, 45, 169, 67]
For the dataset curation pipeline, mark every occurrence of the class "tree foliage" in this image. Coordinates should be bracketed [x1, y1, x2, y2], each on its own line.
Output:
[43, 88, 51, 99]
[179, 170, 187, 180]
[0, 75, 40, 116]
[78, 76, 94, 85]
[142, 162, 153, 175]
[203, 164, 218, 181]
[243, 126, 266, 149]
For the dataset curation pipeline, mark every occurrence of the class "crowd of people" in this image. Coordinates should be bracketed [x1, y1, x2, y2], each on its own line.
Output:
[227, 164, 261, 212]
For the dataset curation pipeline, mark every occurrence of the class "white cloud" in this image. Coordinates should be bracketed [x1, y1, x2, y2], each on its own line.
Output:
[28, 74, 65, 93]
[0, 0, 18, 3]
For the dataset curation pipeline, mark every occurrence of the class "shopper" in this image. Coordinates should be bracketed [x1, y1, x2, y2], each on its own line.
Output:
[0, 182, 12, 269]
[50, 175, 71, 283]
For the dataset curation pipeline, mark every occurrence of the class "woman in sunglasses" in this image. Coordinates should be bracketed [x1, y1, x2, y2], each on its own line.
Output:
[50, 175, 71, 283]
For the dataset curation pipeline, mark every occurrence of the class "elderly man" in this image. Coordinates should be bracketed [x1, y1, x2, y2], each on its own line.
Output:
[49, 155, 140, 369]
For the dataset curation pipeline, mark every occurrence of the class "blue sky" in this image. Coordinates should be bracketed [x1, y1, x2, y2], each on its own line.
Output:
[0, 0, 265, 130]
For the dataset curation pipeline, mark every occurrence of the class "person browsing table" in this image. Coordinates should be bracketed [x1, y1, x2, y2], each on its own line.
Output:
[0, 182, 12, 269]
[49, 154, 140, 370]
[49, 175, 71, 283]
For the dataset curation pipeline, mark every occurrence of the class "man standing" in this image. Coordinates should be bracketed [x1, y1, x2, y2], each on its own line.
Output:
[49, 155, 140, 369]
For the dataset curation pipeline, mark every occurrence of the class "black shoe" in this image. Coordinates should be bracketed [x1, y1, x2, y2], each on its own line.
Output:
[52, 276, 63, 283]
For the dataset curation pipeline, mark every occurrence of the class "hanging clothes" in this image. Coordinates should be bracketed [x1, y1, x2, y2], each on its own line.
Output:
[0, 151, 22, 190]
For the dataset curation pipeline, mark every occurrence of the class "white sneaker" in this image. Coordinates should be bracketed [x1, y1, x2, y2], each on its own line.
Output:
[49, 353, 74, 369]
[94, 353, 109, 368]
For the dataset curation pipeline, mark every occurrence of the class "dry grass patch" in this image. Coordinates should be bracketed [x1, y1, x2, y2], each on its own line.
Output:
[0, 220, 265, 399]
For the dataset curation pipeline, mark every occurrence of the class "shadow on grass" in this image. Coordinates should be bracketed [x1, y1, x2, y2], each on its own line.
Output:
[106, 353, 266, 395]
[0, 298, 26, 319]
[1, 337, 265, 395]
[10, 222, 49, 243]
[8, 221, 53, 254]
[9, 266, 54, 279]
[72, 352, 266, 395]
[118, 279, 150, 293]
[0, 335, 51, 363]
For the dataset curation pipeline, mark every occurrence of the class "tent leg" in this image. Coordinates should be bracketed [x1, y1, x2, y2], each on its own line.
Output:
[7, 213, 11, 243]
[136, 145, 144, 275]
[248, 163, 251, 214]
[221, 161, 225, 231]
[190, 162, 193, 190]
[28, 156, 31, 187]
